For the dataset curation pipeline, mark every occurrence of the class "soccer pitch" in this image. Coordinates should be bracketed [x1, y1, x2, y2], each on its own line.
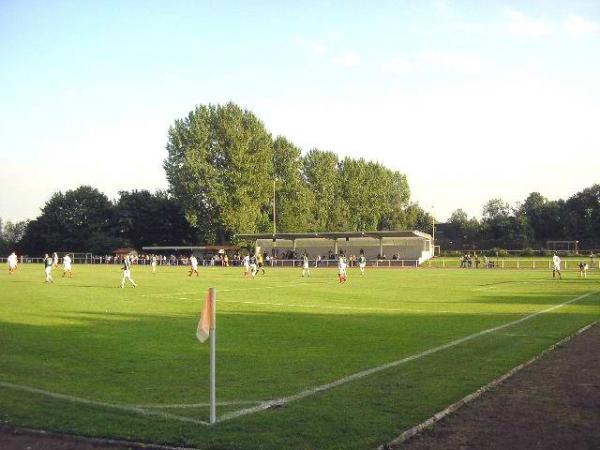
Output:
[1, 264, 599, 449]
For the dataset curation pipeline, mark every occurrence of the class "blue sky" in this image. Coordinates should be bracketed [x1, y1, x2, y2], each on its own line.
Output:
[1, 0, 599, 223]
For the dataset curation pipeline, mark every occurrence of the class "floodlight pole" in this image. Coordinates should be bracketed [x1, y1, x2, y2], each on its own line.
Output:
[209, 287, 217, 424]
[431, 206, 436, 255]
[273, 178, 278, 236]
[272, 178, 278, 256]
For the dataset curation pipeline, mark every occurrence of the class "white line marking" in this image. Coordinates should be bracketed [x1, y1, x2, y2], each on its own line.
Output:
[380, 319, 600, 449]
[0, 382, 209, 426]
[138, 400, 263, 409]
[217, 290, 599, 423]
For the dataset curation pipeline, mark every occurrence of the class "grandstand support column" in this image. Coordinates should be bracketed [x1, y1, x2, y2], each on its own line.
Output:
[334, 239, 338, 256]
[379, 238, 383, 258]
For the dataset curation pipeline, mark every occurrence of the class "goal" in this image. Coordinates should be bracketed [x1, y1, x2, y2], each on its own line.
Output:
[546, 240, 579, 254]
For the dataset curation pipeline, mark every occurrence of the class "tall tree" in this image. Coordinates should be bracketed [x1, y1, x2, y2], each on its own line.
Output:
[272, 136, 314, 232]
[378, 171, 410, 230]
[164, 103, 273, 243]
[303, 149, 341, 231]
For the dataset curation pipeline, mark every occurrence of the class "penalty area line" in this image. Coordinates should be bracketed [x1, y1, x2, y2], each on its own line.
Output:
[0, 382, 209, 426]
[217, 290, 599, 424]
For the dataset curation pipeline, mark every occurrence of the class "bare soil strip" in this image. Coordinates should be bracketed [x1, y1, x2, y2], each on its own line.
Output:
[390, 321, 600, 450]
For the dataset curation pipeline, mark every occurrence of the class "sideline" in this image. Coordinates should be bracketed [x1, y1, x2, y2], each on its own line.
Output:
[380, 319, 600, 449]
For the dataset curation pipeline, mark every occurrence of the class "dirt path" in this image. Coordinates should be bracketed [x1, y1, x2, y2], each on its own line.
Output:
[2, 323, 599, 450]
[394, 322, 600, 450]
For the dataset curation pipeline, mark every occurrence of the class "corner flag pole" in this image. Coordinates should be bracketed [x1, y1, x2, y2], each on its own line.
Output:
[209, 287, 217, 424]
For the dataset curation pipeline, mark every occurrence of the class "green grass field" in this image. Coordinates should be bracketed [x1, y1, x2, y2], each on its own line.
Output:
[1, 263, 599, 449]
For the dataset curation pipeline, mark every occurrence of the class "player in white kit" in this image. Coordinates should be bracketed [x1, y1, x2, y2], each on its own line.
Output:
[189, 255, 199, 277]
[552, 253, 562, 280]
[338, 254, 347, 283]
[578, 261, 588, 278]
[302, 254, 310, 277]
[243, 254, 250, 277]
[7, 252, 18, 275]
[120, 255, 137, 288]
[62, 254, 73, 278]
[151, 255, 157, 273]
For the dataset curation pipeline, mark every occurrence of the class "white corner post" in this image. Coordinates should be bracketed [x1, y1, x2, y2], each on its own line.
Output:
[209, 287, 217, 424]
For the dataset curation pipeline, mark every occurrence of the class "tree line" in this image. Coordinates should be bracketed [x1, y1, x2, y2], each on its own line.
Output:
[2, 187, 199, 255]
[3, 102, 598, 255]
[440, 186, 600, 250]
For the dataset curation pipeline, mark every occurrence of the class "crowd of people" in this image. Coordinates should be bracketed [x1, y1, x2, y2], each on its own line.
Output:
[459, 253, 489, 269]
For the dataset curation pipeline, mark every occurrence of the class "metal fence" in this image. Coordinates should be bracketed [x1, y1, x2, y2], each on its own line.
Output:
[269, 259, 419, 268]
[424, 259, 596, 270]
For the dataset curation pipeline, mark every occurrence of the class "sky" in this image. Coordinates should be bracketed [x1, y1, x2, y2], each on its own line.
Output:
[1, 0, 599, 223]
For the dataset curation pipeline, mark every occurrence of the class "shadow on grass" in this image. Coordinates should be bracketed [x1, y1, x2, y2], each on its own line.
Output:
[1, 289, 599, 450]
[1, 289, 599, 401]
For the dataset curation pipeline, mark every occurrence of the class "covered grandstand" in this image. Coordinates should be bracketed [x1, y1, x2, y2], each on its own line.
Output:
[236, 230, 434, 267]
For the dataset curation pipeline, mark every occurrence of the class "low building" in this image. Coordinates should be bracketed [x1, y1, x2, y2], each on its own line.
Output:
[236, 230, 434, 265]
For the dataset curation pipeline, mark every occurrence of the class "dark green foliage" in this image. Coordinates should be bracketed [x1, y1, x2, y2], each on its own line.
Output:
[439, 184, 600, 250]
[20, 186, 122, 254]
[0, 219, 28, 254]
[115, 190, 197, 248]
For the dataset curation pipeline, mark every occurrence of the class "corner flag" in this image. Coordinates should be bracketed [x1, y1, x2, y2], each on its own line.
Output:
[196, 291, 213, 343]
[196, 287, 217, 424]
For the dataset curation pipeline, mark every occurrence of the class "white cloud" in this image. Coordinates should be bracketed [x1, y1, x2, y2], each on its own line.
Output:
[332, 50, 361, 68]
[294, 36, 328, 57]
[565, 14, 600, 35]
[383, 52, 487, 75]
[432, 0, 450, 15]
[382, 59, 419, 75]
[506, 9, 553, 37]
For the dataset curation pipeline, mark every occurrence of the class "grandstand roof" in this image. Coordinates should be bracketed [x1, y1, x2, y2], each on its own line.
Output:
[236, 230, 431, 240]
[141, 245, 240, 251]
